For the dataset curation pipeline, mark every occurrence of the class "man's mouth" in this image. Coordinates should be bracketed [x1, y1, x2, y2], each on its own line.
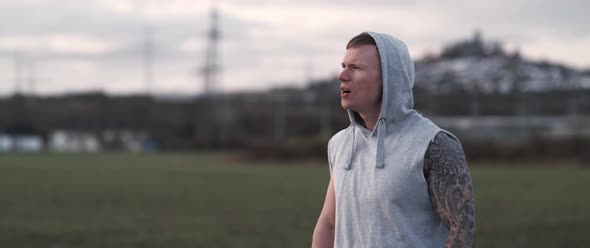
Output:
[341, 88, 351, 94]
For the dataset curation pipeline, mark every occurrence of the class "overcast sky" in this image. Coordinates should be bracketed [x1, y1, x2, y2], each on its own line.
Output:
[1, 0, 589, 96]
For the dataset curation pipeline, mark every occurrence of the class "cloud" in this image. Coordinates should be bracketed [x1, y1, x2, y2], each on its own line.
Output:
[0, 0, 589, 96]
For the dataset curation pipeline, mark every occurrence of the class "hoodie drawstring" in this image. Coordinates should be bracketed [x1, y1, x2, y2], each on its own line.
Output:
[376, 118, 386, 168]
[345, 119, 386, 170]
[345, 123, 356, 170]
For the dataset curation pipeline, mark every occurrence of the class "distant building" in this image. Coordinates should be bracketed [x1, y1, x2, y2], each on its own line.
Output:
[14, 135, 43, 152]
[0, 125, 44, 152]
[0, 133, 13, 152]
[49, 130, 101, 152]
[440, 30, 505, 59]
[0, 133, 44, 152]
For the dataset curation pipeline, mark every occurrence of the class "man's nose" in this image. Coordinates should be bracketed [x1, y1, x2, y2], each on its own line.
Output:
[338, 69, 349, 82]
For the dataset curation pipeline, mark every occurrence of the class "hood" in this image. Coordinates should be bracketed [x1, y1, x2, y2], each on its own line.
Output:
[345, 32, 416, 170]
[347, 32, 415, 126]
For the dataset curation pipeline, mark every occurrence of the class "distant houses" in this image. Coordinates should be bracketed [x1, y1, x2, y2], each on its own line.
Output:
[0, 124, 44, 152]
[48, 130, 101, 152]
[0, 128, 155, 153]
[0, 132, 43, 152]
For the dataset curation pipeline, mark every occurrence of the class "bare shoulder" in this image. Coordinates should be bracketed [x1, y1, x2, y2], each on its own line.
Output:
[424, 131, 467, 175]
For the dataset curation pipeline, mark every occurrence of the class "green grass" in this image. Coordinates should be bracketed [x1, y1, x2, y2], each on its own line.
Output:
[0, 153, 589, 247]
[472, 165, 590, 247]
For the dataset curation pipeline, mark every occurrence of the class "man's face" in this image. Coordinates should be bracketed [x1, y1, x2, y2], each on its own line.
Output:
[338, 44, 382, 115]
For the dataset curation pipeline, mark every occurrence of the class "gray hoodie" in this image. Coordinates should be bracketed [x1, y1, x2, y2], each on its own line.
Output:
[328, 32, 452, 247]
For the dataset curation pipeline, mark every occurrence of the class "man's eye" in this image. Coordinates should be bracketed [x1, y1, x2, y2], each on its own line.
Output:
[342, 64, 358, 70]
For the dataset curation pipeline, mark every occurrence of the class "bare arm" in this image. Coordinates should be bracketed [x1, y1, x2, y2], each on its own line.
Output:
[312, 176, 336, 248]
[424, 132, 476, 247]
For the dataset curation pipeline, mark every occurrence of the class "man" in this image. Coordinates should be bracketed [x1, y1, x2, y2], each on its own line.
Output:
[312, 32, 475, 247]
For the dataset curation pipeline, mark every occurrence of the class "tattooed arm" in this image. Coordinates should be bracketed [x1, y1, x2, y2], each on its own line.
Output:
[424, 132, 476, 248]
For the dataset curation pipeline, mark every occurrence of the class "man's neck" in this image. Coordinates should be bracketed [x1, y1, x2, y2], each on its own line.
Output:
[357, 111, 380, 131]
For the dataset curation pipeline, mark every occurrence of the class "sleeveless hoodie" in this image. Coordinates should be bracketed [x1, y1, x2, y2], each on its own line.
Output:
[327, 32, 452, 247]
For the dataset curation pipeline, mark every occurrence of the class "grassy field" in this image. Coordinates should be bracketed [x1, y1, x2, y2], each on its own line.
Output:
[0, 152, 589, 247]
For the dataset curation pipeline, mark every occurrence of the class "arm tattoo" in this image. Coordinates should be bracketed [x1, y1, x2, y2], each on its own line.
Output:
[424, 132, 476, 248]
